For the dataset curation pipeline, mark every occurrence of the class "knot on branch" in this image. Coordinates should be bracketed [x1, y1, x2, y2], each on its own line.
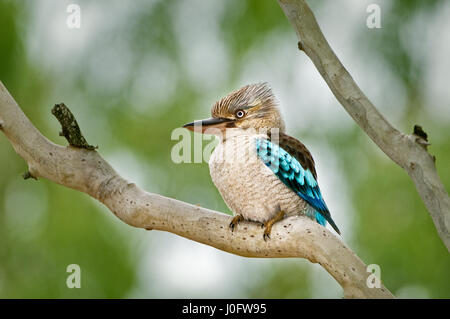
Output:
[51, 103, 97, 150]
[413, 125, 431, 150]
[96, 175, 130, 202]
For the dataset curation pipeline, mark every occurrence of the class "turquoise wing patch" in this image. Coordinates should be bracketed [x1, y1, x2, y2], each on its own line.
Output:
[256, 138, 340, 233]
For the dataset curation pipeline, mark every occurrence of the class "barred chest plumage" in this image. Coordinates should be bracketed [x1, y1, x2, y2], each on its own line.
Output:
[208, 131, 309, 223]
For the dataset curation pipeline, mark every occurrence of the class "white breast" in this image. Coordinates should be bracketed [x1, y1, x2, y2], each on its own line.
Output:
[209, 132, 307, 223]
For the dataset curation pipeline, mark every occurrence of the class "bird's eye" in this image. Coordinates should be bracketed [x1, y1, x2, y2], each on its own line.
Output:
[235, 110, 245, 118]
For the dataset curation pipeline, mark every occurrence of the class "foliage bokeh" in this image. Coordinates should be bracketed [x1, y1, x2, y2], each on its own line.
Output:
[0, 0, 449, 298]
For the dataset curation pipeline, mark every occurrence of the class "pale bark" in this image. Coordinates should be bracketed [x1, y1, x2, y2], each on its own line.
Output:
[278, 0, 450, 251]
[0, 82, 393, 298]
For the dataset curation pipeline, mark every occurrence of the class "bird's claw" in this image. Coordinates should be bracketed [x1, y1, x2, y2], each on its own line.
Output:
[262, 222, 273, 241]
[262, 206, 284, 242]
[229, 214, 244, 232]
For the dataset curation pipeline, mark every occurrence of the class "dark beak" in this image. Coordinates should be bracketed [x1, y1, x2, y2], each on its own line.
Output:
[183, 117, 234, 133]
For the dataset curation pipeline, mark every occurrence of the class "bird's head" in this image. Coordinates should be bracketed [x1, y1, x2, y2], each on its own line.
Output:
[183, 83, 285, 136]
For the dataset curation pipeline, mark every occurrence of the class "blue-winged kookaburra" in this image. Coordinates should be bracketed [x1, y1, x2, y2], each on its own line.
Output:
[183, 83, 340, 240]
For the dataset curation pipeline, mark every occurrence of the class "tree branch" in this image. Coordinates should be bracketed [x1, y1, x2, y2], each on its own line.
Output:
[51, 103, 97, 150]
[0, 82, 393, 298]
[277, 0, 450, 251]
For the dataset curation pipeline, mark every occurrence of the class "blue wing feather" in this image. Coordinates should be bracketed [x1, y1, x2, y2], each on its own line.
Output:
[256, 138, 340, 234]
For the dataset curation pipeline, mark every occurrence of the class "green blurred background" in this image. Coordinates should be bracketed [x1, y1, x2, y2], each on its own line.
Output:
[0, 0, 449, 298]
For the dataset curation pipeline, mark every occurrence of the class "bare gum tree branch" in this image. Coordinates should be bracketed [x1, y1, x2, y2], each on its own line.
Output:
[0, 82, 393, 298]
[278, 0, 450, 251]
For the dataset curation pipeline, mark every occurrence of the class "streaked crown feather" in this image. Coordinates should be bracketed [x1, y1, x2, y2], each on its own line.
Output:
[211, 82, 278, 118]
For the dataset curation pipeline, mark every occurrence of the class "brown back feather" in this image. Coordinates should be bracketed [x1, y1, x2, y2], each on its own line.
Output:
[268, 132, 317, 179]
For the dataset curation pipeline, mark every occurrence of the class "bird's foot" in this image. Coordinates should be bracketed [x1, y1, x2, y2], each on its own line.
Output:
[262, 207, 285, 241]
[229, 214, 244, 232]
